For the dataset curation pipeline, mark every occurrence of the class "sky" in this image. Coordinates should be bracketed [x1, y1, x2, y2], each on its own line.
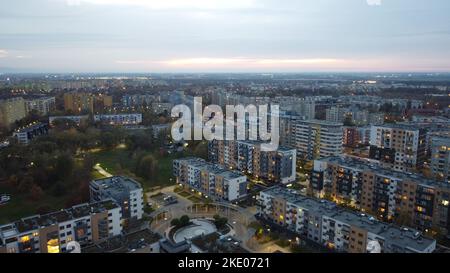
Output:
[0, 0, 449, 73]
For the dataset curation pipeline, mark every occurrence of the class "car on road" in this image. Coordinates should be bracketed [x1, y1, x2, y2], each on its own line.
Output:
[0, 194, 11, 205]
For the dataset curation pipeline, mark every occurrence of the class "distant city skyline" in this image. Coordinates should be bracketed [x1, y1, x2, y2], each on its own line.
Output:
[0, 0, 449, 73]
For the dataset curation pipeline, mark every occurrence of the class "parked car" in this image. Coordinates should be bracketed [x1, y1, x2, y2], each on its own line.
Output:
[0, 194, 11, 205]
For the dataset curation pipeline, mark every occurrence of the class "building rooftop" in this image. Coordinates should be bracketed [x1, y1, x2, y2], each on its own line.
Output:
[261, 186, 435, 252]
[91, 176, 142, 198]
[0, 199, 119, 238]
[174, 157, 245, 180]
[318, 156, 450, 190]
[14, 122, 47, 134]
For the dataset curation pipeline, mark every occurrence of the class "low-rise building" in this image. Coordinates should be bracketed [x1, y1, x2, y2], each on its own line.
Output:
[49, 115, 89, 127]
[94, 113, 142, 125]
[13, 122, 49, 145]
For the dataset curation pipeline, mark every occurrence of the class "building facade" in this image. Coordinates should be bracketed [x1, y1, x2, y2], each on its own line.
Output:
[173, 157, 248, 202]
[25, 97, 56, 116]
[311, 156, 450, 235]
[90, 176, 144, 221]
[0, 97, 27, 127]
[0, 200, 122, 253]
[208, 140, 297, 184]
[257, 186, 436, 253]
[295, 120, 343, 160]
[13, 122, 49, 145]
[369, 124, 427, 172]
[430, 134, 450, 182]
[94, 113, 143, 125]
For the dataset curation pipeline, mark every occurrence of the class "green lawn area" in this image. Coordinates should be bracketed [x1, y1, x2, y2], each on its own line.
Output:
[90, 147, 183, 190]
[0, 184, 69, 224]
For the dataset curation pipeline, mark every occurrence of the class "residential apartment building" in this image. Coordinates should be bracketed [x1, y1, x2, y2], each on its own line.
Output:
[173, 157, 248, 202]
[257, 186, 436, 253]
[0, 97, 27, 127]
[0, 200, 122, 253]
[430, 133, 450, 182]
[49, 115, 89, 127]
[24, 97, 56, 116]
[208, 140, 297, 184]
[13, 122, 49, 145]
[295, 120, 343, 160]
[64, 92, 94, 114]
[369, 124, 427, 172]
[94, 113, 143, 125]
[326, 106, 349, 123]
[90, 176, 144, 220]
[311, 156, 450, 235]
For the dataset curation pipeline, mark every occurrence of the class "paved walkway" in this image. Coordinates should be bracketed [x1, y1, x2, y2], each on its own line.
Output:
[94, 164, 113, 178]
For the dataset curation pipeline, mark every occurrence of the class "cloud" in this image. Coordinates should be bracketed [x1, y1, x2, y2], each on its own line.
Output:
[366, 0, 382, 6]
[0, 50, 8, 58]
[66, 0, 257, 10]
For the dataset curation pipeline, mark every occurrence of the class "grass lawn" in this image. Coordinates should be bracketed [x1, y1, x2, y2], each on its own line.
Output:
[0, 184, 69, 224]
[90, 147, 184, 190]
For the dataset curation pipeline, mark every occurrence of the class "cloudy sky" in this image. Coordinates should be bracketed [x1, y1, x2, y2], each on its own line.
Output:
[0, 0, 449, 73]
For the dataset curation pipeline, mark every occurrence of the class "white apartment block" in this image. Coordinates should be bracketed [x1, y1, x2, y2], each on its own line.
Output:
[90, 176, 144, 220]
[295, 120, 343, 160]
[94, 113, 142, 125]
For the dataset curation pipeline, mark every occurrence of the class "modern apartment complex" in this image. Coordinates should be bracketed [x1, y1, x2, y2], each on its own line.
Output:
[90, 176, 144, 220]
[369, 124, 427, 172]
[173, 157, 248, 202]
[295, 120, 343, 160]
[0, 200, 122, 253]
[430, 133, 450, 182]
[13, 122, 49, 145]
[93, 113, 143, 125]
[311, 156, 450, 235]
[208, 140, 297, 184]
[0, 97, 27, 127]
[258, 186, 436, 253]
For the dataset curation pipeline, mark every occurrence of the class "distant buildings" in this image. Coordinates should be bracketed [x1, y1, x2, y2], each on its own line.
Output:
[151, 124, 171, 139]
[208, 140, 297, 184]
[311, 156, 450, 235]
[258, 186, 436, 253]
[94, 113, 142, 125]
[24, 97, 56, 116]
[64, 92, 94, 114]
[369, 124, 427, 172]
[90, 176, 144, 221]
[13, 122, 49, 145]
[0, 97, 27, 127]
[64, 92, 112, 114]
[49, 115, 89, 127]
[173, 157, 248, 202]
[0, 200, 122, 253]
[295, 120, 343, 160]
[326, 106, 348, 124]
[430, 133, 450, 182]
[151, 102, 173, 115]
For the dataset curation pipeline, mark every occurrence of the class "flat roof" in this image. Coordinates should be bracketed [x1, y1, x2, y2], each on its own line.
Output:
[0, 199, 119, 238]
[318, 156, 450, 190]
[261, 186, 435, 252]
[91, 176, 142, 197]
